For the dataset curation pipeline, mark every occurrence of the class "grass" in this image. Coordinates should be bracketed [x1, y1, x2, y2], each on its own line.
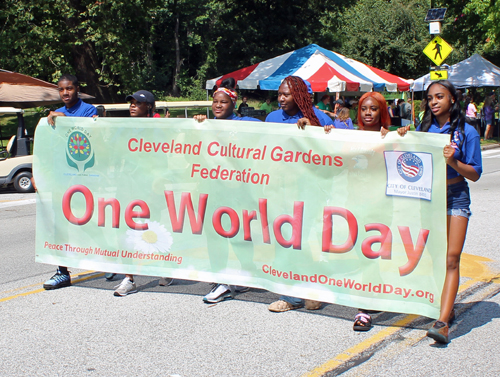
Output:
[480, 137, 499, 146]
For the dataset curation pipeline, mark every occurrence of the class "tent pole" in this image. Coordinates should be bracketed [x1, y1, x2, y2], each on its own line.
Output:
[411, 90, 415, 126]
[206, 89, 210, 117]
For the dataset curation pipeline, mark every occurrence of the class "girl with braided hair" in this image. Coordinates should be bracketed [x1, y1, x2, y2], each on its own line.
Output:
[266, 75, 333, 313]
[398, 80, 482, 343]
[265, 76, 334, 128]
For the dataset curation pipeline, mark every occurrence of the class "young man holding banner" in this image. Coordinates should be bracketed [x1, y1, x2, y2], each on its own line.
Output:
[42, 74, 97, 290]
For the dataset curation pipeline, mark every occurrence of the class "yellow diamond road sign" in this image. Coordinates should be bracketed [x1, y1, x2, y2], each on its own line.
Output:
[423, 36, 453, 66]
[430, 70, 448, 80]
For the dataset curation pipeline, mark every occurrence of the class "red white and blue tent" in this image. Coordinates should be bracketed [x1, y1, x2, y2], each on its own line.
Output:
[206, 44, 412, 93]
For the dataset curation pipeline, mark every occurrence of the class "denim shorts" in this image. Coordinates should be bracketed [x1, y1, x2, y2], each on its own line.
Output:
[447, 180, 471, 218]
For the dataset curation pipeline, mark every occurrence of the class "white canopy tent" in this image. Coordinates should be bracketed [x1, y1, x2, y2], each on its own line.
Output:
[412, 54, 500, 91]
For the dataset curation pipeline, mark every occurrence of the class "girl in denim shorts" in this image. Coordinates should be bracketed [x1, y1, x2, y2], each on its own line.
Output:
[399, 80, 482, 343]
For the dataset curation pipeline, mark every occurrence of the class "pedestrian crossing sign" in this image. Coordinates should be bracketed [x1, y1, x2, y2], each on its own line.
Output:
[423, 36, 453, 66]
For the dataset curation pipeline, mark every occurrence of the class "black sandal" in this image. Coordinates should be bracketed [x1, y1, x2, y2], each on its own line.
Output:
[353, 312, 372, 331]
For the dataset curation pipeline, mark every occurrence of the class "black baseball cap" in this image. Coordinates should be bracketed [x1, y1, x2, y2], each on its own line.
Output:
[126, 90, 155, 105]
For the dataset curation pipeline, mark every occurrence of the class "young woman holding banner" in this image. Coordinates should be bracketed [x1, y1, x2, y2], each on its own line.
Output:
[110, 90, 174, 296]
[194, 79, 261, 303]
[341, 92, 391, 331]
[398, 80, 482, 343]
[265, 75, 334, 129]
[264, 75, 332, 313]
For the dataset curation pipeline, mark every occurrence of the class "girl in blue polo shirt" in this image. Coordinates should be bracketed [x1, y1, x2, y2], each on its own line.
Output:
[194, 80, 260, 304]
[350, 92, 391, 332]
[265, 75, 334, 129]
[399, 80, 482, 343]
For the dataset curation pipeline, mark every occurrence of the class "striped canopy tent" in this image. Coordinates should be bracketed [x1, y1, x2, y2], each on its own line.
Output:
[206, 44, 412, 93]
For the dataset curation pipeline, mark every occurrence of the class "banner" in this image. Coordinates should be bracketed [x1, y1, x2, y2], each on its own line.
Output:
[34, 117, 449, 318]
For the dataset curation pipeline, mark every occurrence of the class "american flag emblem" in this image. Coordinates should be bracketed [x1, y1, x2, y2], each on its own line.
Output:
[401, 160, 420, 177]
[397, 152, 424, 182]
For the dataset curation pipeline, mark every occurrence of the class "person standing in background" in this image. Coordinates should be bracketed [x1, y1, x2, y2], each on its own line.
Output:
[465, 95, 479, 135]
[260, 97, 274, 114]
[482, 92, 497, 140]
[237, 96, 249, 116]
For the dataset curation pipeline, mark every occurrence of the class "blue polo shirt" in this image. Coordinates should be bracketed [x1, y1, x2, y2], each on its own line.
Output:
[56, 99, 97, 117]
[215, 113, 262, 122]
[333, 118, 354, 129]
[265, 107, 334, 126]
[417, 120, 482, 179]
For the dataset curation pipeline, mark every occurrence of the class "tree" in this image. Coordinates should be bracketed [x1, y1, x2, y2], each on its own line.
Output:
[339, 0, 430, 79]
[148, 1, 347, 98]
[0, 0, 158, 102]
[438, 0, 500, 65]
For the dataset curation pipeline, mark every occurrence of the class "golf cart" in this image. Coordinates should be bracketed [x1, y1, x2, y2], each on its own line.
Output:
[0, 107, 34, 192]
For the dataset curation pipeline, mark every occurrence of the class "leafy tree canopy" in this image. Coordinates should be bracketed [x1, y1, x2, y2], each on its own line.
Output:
[0, 0, 499, 101]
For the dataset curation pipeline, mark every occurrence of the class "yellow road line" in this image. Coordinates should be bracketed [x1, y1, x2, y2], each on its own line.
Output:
[303, 268, 500, 377]
[0, 271, 103, 303]
[302, 314, 418, 377]
[0, 270, 101, 294]
[0, 288, 46, 303]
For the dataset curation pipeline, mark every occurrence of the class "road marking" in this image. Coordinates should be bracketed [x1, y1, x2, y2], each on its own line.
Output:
[302, 314, 419, 377]
[0, 198, 36, 208]
[328, 281, 500, 377]
[0, 271, 103, 303]
[302, 253, 500, 377]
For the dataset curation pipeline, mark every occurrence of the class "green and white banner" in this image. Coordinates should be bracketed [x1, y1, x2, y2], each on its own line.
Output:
[34, 117, 449, 318]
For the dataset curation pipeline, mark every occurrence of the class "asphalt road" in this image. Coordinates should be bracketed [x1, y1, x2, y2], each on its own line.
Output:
[1, 148, 499, 377]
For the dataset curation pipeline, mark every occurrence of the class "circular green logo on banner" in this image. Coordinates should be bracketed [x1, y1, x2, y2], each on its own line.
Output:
[68, 131, 91, 161]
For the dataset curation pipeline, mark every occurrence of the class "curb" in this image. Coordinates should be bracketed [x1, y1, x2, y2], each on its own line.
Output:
[481, 143, 500, 150]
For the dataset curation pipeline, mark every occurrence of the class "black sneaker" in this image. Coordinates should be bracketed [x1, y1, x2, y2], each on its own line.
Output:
[43, 270, 71, 290]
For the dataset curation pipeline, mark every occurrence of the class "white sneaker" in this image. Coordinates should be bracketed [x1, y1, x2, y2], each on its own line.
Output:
[203, 284, 234, 303]
[113, 277, 137, 296]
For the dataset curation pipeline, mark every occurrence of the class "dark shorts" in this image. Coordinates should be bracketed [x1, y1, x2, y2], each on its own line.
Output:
[447, 180, 471, 218]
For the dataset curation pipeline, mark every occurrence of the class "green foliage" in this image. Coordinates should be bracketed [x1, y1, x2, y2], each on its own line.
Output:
[2, 0, 500, 101]
[339, 0, 429, 79]
[437, 0, 500, 65]
[0, 0, 158, 101]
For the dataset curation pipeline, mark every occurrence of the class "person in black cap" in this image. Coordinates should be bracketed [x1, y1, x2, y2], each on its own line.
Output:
[108, 90, 174, 295]
[333, 99, 345, 116]
[126, 90, 156, 117]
